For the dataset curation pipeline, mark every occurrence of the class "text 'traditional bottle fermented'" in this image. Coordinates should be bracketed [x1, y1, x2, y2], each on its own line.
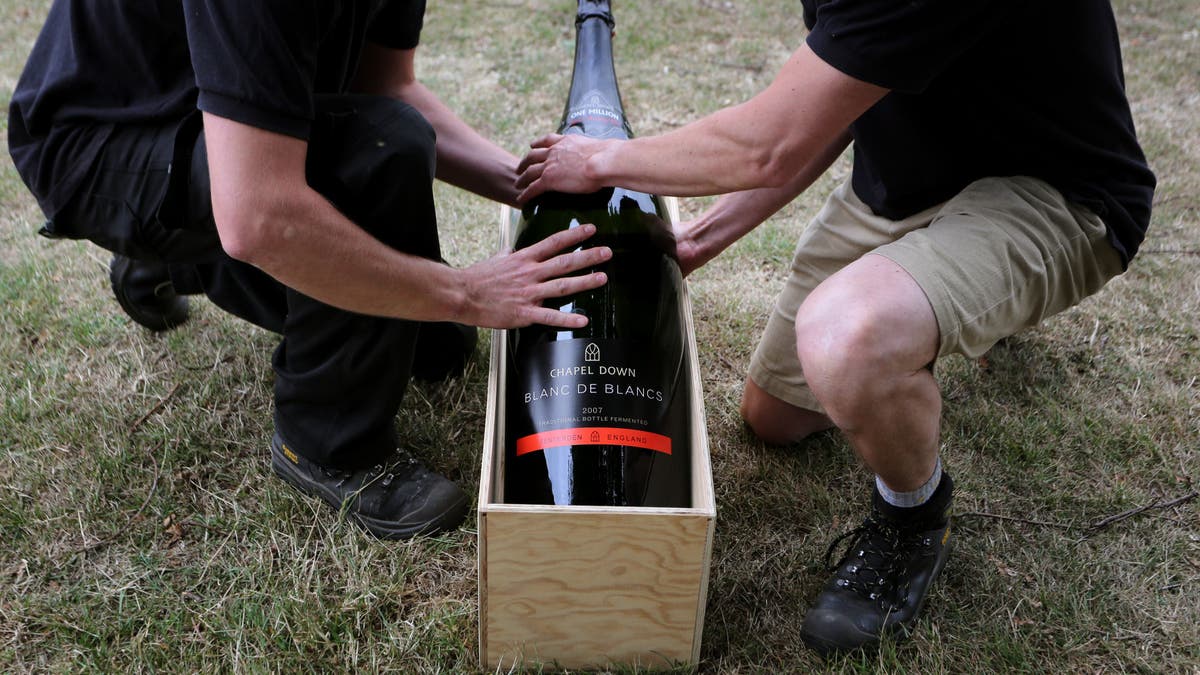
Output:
[504, 0, 691, 507]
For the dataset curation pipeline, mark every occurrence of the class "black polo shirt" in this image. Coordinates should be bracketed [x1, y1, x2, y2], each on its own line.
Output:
[802, 0, 1155, 265]
[9, 0, 425, 218]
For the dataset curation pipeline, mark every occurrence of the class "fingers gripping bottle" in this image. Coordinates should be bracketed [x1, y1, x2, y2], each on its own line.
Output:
[504, 0, 691, 507]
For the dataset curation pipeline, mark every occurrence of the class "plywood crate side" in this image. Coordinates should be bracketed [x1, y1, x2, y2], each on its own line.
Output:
[483, 509, 709, 669]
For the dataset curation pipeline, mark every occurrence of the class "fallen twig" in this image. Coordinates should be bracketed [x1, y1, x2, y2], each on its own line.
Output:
[958, 511, 1074, 530]
[130, 382, 184, 432]
[959, 490, 1199, 535]
[1085, 490, 1199, 533]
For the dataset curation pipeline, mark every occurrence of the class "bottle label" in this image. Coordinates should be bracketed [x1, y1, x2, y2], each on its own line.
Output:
[564, 89, 626, 138]
[510, 337, 673, 455]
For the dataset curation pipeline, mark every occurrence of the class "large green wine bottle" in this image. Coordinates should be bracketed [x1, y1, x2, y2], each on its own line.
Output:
[504, 0, 691, 507]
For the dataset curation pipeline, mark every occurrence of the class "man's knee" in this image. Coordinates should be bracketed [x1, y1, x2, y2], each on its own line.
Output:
[794, 296, 879, 417]
[357, 96, 435, 177]
[310, 95, 436, 185]
[307, 94, 440, 257]
[794, 258, 938, 417]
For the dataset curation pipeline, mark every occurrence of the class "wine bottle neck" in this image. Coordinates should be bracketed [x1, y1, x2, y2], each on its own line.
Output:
[560, 0, 630, 139]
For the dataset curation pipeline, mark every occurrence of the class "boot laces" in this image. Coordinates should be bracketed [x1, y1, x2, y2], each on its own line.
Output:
[323, 457, 420, 492]
[823, 515, 931, 609]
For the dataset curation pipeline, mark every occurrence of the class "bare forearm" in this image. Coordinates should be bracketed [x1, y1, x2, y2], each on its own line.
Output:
[205, 112, 610, 330]
[232, 188, 612, 329]
[589, 105, 794, 197]
[679, 130, 852, 272]
[516, 44, 884, 203]
[246, 188, 466, 322]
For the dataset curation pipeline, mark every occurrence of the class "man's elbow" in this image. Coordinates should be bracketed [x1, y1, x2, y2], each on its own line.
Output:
[751, 145, 800, 189]
[728, 141, 791, 190]
[212, 201, 282, 266]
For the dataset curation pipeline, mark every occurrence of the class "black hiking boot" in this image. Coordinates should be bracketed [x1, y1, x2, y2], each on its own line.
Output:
[800, 474, 954, 654]
[270, 432, 469, 540]
[109, 254, 190, 331]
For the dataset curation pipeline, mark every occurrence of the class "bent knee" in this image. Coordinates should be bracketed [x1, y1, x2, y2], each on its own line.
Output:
[797, 278, 936, 375]
[314, 95, 437, 180]
[795, 294, 889, 382]
[796, 257, 938, 375]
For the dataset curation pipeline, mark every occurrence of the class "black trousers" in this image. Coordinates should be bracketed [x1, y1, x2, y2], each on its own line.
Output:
[47, 95, 446, 469]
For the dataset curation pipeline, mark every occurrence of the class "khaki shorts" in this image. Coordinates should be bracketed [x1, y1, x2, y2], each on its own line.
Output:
[748, 176, 1125, 413]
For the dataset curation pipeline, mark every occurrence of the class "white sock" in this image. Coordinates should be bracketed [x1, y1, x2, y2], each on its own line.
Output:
[876, 457, 942, 509]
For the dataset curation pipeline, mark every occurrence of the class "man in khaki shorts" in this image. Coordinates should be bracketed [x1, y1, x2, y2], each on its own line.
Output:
[515, 0, 1155, 654]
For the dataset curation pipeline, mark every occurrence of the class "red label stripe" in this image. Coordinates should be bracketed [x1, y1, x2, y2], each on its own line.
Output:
[516, 427, 672, 456]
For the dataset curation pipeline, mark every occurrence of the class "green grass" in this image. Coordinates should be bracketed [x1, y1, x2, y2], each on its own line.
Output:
[3, 0, 1198, 672]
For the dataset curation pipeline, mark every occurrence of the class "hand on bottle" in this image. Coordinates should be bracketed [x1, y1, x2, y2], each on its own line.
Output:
[515, 134, 608, 203]
[459, 223, 611, 329]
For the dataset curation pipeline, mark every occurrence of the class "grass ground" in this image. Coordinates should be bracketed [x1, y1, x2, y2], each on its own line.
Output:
[2, 0, 1197, 672]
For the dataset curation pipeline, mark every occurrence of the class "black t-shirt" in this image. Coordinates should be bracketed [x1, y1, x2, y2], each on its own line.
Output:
[8, 0, 425, 218]
[802, 0, 1155, 265]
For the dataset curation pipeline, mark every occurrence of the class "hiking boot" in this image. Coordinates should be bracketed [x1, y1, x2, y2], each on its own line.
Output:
[411, 321, 478, 382]
[800, 475, 954, 654]
[109, 254, 190, 331]
[270, 431, 469, 540]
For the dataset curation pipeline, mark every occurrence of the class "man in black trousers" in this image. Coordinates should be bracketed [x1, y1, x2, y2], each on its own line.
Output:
[9, 0, 611, 539]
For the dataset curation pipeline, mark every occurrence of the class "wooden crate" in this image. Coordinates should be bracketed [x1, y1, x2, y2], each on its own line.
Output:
[478, 200, 716, 670]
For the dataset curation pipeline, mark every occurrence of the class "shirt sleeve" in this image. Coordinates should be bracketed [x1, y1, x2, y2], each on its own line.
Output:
[182, 0, 326, 139]
[367, 0, 426, 50]
[805, 0, 1016, 93]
